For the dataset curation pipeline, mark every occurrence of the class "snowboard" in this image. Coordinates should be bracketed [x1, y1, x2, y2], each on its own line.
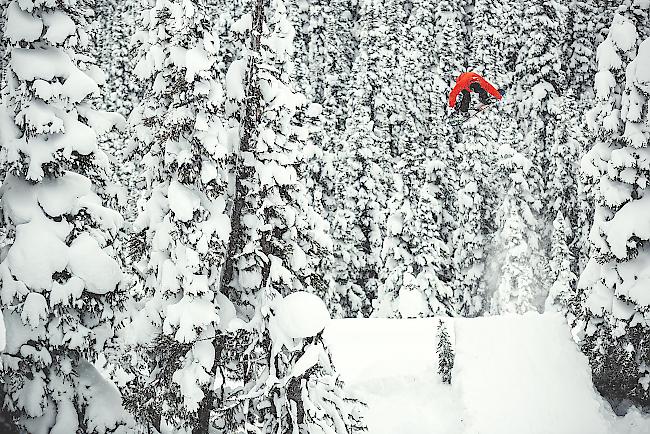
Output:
[449, 88, 505, 127]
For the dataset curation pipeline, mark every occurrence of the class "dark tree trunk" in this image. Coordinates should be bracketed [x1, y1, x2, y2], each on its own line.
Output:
[193, 0, 268, 432]
[220, 0, 267, 301]
[193, 336, 225, 434]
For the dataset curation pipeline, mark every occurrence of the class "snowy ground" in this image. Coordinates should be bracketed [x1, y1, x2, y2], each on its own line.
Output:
[324, 313, 650, 434]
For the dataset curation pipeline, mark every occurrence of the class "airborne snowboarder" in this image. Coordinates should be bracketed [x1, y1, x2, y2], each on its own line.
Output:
[448, 72, 503, 115]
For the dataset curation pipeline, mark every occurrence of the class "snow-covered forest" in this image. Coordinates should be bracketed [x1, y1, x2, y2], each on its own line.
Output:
[0, 0, 649, 432]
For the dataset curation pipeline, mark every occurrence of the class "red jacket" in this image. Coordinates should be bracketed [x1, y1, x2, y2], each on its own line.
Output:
[448, 72, 502, 108]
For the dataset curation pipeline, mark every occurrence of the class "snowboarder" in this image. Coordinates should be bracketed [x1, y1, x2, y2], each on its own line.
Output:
[448, 72, 503, 114]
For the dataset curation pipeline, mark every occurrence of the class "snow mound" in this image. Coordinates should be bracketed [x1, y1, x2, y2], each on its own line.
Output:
[454, 312, 610, 434]
[325, 318, 441, 385]
[274, 291, 330, 339]
[324, 314, 649, 434]
[397, 288, 429, 318]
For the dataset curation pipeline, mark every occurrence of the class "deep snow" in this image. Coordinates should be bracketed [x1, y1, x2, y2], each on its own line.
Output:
[324, 313, 650, 434]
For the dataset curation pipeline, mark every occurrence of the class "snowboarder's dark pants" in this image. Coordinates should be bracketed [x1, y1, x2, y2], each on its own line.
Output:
[459, 89, 471, 113]
[470, 82, 490, 104]
[459, 82, 491, 113]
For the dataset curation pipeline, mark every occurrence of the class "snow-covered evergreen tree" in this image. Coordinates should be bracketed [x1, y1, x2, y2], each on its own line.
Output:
[94, 0, 141, 117]
[469, 0, 501, 80]
[489, 121, 549, 314]
[315, 0, 356, 134]
[451, 123, 497, 317]
[363, 0, 419, 319]
[514, 0, 567, 220]
[567, 0, 598, 93]
[436, 320, 454, 385]
[92, 0, 142, 293]
[434, 0, 466, 82]
[545, 90, 585, 280]
[328, 0, 389, 318]
[125, 0, 231, 430]
[214, 1, 365, 431]
[372, 0, 459, 319]
[284, 0, 360, 318]
[226, 292, 365, 433]
[0, 0, 133, 431]
[545, 212, 578, 312]
[578, 8, 650, 408]
[435, 0, 500, 317]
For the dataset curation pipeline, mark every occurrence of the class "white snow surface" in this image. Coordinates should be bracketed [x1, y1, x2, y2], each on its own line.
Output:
[324, 314, 650, 434]
[454, 313, 609, 434]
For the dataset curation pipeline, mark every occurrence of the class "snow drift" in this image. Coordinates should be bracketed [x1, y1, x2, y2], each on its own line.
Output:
[324, 313, 650, 434]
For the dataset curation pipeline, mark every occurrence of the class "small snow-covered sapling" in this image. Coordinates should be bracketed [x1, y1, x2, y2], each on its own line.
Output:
[437, 320, 454, 384]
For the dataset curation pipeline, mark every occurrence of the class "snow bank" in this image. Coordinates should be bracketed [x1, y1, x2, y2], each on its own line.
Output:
[355, 376, 463, 434]
[324, 314, 650, 434]
[325, 318, 460, 434]
[325, 318, 442, 385]
[454, 312, 610, 434]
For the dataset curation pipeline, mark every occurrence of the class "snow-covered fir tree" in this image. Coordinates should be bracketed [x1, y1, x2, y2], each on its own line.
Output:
[469, 0, 501, 80]
[372, 0, 460, 319]
[93, 0, 141, 117]
[489, 121, 549, 314]
[567, 0, 598, 93]
[0, 0, 133, 431]
[545, 212, 578, 312]
[391, 0, 456, 320]
[329, 0, 387, 318]
[514, 0, 567, 222]
[545, 90, 585, 282]
[451, 119, 498, 317]
[433, 0, 466, 82]
[226, 292, 366, 433]
[436, 320, 454, 384]
[435, 0, 495, 317]
[363, 0, 418, 318]
[214, 1, 365, 432]
[577, 8, 650, 408]
[92, 0, 142, 288]
[125, 0, 231, 431]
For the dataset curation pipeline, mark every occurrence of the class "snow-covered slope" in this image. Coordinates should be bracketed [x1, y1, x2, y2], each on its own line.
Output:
[324, 318, 462, 434]
[324, 313, 650, 434]
[454, 313, 609, 434]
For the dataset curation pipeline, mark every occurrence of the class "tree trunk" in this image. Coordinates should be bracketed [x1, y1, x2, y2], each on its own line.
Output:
[220, 0, 267, 300]
[193, 0, 268, 432]
[193, 336, 225, 434]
